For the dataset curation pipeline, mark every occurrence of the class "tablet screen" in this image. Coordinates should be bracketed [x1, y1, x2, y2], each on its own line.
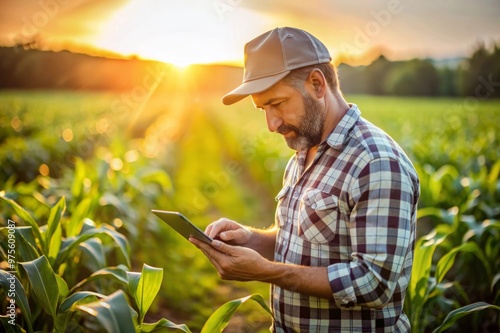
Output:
[152, 210, 213, 244]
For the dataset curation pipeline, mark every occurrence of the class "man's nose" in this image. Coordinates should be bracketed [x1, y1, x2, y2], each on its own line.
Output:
[265, 109, 283, 133]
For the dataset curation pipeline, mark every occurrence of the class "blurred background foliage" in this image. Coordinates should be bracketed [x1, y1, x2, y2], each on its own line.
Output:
[339, 42, 500, 97]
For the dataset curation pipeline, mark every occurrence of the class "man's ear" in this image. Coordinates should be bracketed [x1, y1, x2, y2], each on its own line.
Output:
[308, 69, 327, 98]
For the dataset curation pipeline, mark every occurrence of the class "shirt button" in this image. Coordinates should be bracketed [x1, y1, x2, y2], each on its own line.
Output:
[311, 203, 317, 209]
[283, 240, 288, 247]
[293, 191, 299, 198]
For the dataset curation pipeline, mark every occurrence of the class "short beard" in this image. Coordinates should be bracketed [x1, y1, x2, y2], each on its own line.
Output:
[277, 92, 326, 151]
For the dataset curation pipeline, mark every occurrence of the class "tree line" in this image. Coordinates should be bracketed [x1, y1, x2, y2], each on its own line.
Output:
[1, 42, 499, 98]
[338, 43, 500, 98]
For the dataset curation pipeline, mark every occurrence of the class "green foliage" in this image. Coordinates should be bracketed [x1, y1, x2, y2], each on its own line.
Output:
[0, 194, 271, 332]
[201, 294, 271, 333]
[76, 290, 136, 333]
[405, 227, 499, 333]
[432, 302, 500, 333]
[340, 42, 500, 98]
[128, 264, 163, 325]
[384, 59, 441, 96]
[459, 43, 500, 98]
[1, 91, 499, 332]
[0, 270, 32, 332]
[20, 255, 60, 320]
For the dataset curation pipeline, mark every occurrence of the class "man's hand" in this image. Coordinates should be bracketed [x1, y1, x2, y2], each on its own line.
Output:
[205, 218, 252, 246]
[205, 218, 277, 260]
[189, 237, 270, 281]
[190, 237, 333, 299]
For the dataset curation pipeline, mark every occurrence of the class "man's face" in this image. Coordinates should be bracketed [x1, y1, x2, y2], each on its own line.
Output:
[251, 80, 326, 151]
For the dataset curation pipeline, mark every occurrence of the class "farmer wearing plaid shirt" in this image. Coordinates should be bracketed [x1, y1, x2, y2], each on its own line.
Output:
[191, 27, 420, 332]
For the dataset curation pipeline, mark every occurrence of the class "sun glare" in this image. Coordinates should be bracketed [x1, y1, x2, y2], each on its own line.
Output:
[90, 0, 247, 66]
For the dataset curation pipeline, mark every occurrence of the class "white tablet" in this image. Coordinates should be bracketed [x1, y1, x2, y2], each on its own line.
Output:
[152, 210, 213, 245]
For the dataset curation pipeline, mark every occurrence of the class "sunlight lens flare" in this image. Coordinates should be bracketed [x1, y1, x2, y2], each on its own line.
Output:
[91, 0, 242, 66]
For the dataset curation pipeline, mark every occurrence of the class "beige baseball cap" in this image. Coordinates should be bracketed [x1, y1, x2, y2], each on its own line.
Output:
[222, 27, 332, 105]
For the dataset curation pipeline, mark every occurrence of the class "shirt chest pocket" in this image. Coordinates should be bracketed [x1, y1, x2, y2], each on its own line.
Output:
[298, 189, 340, 243]
[275, 185, 290, 228]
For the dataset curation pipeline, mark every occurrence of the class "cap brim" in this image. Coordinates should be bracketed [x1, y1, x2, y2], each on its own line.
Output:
[222, 71, 291, 105]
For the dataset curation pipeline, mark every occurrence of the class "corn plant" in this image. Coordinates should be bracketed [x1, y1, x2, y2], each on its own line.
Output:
[0, 191, 128, 331]
[1, 261, 270, 332]
[405, 223, 500, 333]
[0, 193, 271, 332]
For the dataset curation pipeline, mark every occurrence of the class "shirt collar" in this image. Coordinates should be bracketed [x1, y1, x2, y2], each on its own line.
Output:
[324, 104, 361, 150]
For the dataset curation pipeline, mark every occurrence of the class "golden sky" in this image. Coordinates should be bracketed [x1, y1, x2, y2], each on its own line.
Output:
[1, 0, 499, 66]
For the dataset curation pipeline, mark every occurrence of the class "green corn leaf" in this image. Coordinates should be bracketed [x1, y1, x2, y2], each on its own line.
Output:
[410, 228, 449, 296]
[97, 225, 131, 268]
[55, 234, 96, 269]
[66, 196, 94, 237]
[55, 222, 130, 270]
[55, 273, 69, 302]
[70, 265, 129, 293]
[432, 302, 500, 333]
[55, 222, 107, 269]
[492, 273, 500, 292]
[127, 272, 141, 300]
[99, 192, 129, 215]
[417, 207, 455, 225]
[139, 168, 173, 191]
[79, 221, 131, 268]
[0, 316, 23, 332]
[433, 165, 459, 183]
[70, 157, 86, 201]
[60, 291, 104, 312]
[55, 292, 104, 333]
[48, 223, 62, 266]
[140, 319, 192, 333]
[0, 194, 43, 247]
[487, 160, 500, 196]
[435, 242, 490, 285]
[53, 312, 72, 333]
[45, 196, 65, 262]
[79, 238, 107, 272]
[0, 270, 33, 333]
[201, 294, 271, 333]
[12, 226, 40, 262]
[76, 290, 136, 333]
[19, 256, 59, 319]
[0, 226, 40, 261]
[128, 264, 163, 324]
[408, 227, 449, 331]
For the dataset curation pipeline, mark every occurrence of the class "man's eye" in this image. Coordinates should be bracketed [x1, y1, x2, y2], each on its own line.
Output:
[271, 102, 283, 108]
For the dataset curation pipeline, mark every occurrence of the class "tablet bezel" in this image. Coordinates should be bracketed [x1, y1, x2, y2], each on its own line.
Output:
[152, 210, 213, 244]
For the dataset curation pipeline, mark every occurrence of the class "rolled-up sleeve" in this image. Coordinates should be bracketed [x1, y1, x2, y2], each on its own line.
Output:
[328, 157, 415, 308]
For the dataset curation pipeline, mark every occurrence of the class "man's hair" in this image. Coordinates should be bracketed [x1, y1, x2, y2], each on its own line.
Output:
[283, 62, 339, 93]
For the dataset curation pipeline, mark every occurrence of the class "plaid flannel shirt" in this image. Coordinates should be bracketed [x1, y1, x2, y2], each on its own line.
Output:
[272, 104, 420, 332]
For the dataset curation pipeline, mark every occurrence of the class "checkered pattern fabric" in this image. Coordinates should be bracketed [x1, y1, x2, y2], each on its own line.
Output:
[272, 105, 420, 332]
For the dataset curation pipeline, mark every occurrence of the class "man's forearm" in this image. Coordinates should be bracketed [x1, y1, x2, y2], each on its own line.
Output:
[247, 226, 277, 260]
[259, 261, 333, 299]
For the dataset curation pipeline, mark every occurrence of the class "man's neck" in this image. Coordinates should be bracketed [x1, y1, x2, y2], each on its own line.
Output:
[321, 90, 350, 143]
[305, 146, 317, 169]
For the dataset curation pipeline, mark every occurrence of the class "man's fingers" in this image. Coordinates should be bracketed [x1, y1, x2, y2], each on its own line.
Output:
[205, 221, 222, 236]
[205, 224, 214, 236]
[190, 237, 236, 262]
[219, 230, 233, 241]
[211, 240, 230, 254]
[205, 218, 241, 239]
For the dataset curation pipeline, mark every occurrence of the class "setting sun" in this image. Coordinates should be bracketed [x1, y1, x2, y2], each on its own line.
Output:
[90, 0, 266, 66]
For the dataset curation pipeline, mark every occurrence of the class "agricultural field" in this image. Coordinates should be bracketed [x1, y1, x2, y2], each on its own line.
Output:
[0, 89, 499, 332]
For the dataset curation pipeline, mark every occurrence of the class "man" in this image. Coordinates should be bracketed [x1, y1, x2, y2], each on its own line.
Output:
[190, 27, 420, 332]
